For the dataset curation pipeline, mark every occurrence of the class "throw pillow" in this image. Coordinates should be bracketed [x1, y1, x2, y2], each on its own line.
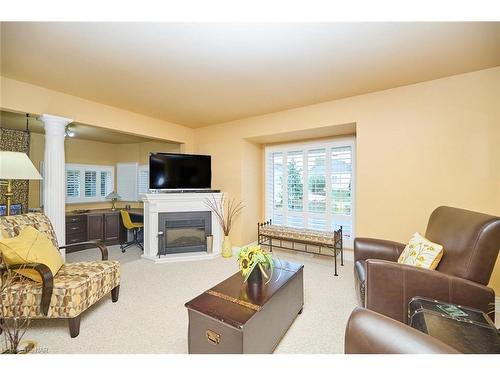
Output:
[0, 226, 64, 282]
[397, 232, 443, 270]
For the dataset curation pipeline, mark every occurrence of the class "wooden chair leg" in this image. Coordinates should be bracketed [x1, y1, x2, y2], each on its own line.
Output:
[68, 316, 81, 338]
[111, 285, 120, 302]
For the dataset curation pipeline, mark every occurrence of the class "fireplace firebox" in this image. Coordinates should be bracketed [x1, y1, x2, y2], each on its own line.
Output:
[158, 211, 212, 256]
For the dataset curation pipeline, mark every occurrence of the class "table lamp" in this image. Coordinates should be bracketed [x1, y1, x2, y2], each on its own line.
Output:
[0, 151, 42, 216]
[105, 191, 121, 211]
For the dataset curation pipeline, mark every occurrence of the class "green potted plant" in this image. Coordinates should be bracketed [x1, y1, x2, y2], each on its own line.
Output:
[237, 245, 274, 285]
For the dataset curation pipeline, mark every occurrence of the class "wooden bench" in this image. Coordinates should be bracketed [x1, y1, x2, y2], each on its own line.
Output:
[257, 220, 344, 276]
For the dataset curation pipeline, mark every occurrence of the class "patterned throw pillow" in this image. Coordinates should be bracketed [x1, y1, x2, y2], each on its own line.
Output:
[397, 232, 443, 270]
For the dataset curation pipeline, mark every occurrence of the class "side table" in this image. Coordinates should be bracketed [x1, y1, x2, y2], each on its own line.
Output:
[409, 296, 500, 354]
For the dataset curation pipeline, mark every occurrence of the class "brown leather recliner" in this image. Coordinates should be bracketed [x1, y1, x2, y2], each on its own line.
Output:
[354, 206, 500, 323]
[344, 307, 459, 354]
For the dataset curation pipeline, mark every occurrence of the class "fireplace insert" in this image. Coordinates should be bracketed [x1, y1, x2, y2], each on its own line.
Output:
[158, 211, 212, 256]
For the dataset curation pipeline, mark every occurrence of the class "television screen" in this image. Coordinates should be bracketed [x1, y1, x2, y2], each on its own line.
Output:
[149, 153, 211, 190]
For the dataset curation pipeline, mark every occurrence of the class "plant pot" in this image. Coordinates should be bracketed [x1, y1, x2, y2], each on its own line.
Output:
[247, 265, 263, 285]
[222, 236, 232, 258]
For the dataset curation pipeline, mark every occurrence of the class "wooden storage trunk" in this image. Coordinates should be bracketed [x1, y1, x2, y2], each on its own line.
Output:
[185, 261, 304, 354]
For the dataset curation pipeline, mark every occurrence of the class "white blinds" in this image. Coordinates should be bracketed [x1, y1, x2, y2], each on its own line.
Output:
[138, 164, 149, 195]
[307, 148, 326, 213]
[66, 170, 80, 198]
[100, 171, 113, 197]
[65, 164, 114, 203]
[331, 147, 352, 216]
[84, 171, 97, 197]
[265, 138, 355, 248]
[287, 151, 303, 212]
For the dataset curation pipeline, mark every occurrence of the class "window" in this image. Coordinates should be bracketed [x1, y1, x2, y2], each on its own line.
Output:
[116, 162, 138, 201]
[138, 165, 149, 195]
[265, 138, 355, 248]
[84, 171, 97, 197]
[65, 164, 114, 204]
[101, 171, 113, 197]
[66, 170, 80, 198]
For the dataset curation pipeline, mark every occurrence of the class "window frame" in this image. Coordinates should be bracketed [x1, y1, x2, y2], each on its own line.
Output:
[65, 163, 115, 204]
[264, 136, 356, 248]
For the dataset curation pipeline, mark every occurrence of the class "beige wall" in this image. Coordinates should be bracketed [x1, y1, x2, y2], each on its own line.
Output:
[0, 76, 195, 152]
[27, 133, 180, 211]
[195, 67, 500, 292]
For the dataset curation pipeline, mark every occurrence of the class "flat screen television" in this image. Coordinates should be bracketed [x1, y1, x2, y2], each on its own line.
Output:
[149, 153, 211, 190]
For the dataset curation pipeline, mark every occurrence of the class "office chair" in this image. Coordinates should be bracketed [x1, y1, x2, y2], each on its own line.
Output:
[120, 210, 144, 253]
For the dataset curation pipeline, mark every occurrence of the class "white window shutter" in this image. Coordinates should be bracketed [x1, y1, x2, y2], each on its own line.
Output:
[100, 171, 113, 197]
[138, 165, 149, 196]
[117, 162, 138, 201]
[66, 170, 80, 198]
[84, 171, 97, 197]
[265, 138, 355, 248]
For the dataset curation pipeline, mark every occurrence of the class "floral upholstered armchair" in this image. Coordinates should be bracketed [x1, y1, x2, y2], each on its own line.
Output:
[0, 213, 120, 338]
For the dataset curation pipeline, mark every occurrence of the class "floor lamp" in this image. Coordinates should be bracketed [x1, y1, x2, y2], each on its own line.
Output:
[0, 151, 42, 216]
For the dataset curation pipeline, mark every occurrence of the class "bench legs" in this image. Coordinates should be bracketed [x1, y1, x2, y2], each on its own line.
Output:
[68, 316, 81, 338]
[334, 246, 338, 276]
[111, 285, 120, 302]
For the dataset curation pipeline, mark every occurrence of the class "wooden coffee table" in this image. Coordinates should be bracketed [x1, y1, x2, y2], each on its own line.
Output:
[185, 260, 304, 353]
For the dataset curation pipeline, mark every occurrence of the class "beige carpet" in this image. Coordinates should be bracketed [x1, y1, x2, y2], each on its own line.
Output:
[24, 246, 357, 354]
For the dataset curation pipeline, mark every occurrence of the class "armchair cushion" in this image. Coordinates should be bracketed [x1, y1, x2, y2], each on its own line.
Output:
[1, 260, 120, 319]
[0, 226, 64, 283]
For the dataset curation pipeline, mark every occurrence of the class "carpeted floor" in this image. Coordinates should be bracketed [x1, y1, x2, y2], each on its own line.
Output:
[24, 245, 357, 354]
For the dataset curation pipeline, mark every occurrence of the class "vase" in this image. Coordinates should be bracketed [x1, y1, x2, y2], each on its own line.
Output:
[247, 265, 263, 285]
[222, 236, 232, 258]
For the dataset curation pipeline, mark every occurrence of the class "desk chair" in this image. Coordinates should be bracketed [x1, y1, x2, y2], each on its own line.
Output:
[120, 210, 144, 253]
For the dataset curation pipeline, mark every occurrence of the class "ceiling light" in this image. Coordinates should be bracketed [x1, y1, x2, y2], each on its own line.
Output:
[65, 126, 75, 137]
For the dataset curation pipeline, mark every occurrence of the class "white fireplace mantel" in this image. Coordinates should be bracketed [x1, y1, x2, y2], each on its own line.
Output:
[141, 192, 223, 263]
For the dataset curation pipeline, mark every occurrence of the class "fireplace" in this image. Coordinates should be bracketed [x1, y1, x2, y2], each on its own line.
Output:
[158, 211, 212, 256]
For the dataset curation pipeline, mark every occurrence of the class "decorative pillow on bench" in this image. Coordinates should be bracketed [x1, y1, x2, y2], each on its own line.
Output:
[0, 226, 64, 282]
[397, 232, 443, 270]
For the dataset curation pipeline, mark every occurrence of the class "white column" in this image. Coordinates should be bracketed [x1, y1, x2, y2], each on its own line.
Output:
[38, 114, 72, 258]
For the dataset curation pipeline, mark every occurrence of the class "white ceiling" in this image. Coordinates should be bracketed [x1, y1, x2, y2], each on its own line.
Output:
[1, 22, 499, 128]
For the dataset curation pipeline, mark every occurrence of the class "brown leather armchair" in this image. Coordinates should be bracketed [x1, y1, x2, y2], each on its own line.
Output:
[344, 307, 459, 354]
[354, 206, 500, 323]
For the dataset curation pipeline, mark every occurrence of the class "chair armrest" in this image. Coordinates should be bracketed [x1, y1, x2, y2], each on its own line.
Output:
[365, 259, 496, 323]
[59, 240, 108, 260]
[4, 263, 54, 316]
[345, 307, 459, 354]
[354, 237, 405, 263]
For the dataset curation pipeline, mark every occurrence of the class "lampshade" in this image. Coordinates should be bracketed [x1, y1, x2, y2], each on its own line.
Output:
[0, 151, 42, 180]
[105, 191, 121, 200]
